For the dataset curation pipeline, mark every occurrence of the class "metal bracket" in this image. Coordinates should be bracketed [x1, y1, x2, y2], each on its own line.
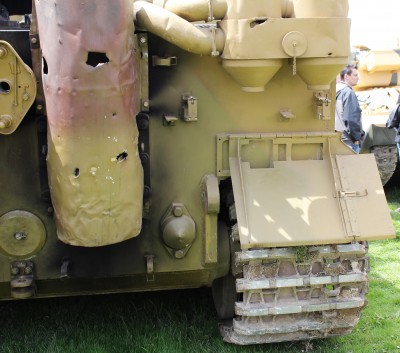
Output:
[163, 114, 178, 126]
[0, 40, 37, 134]
[181, 93, 198, 122]
[138, 34, 149, 112]
[315, 91, 331, 120]
[29, 34, 40, 49]
[280, 109, 296, 119]
[210, 25, 219, 57]
[145, 254, 155, 282]
[60, 257, 71, 279]
[136, 112, 151, 217]
[201, 175, 220, 264]
[152, 55, 177, 67]
[10, 261, 36, 299]
[138, 33, 148, 54]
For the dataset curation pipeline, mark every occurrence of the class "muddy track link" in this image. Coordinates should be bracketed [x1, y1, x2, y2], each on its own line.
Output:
[371, 145, 398, 185]
[220, 243, 369, 345]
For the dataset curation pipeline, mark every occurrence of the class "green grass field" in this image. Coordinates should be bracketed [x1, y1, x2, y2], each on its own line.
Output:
[1, 189, 399, 353]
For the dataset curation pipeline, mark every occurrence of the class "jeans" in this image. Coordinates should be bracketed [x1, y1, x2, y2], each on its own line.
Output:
[341, 132, 360, 154]
[350, 143, 360, 154]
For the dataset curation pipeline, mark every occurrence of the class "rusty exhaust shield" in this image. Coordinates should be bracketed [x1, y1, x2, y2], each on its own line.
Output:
[35, 0, 143, 246]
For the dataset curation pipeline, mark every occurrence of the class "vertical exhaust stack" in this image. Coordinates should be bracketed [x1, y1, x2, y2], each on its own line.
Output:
[35, 0, 143, 246]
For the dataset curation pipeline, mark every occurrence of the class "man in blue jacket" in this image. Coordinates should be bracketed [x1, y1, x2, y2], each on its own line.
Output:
[335, 64, 363, 153]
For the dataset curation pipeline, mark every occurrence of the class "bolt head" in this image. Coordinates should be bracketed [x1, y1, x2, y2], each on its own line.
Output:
[14, 232, 27, 241]
[174, 250, 184, 259]
[10, 267, 19, 275]
[172, 206, 183, 217]
[0, 115, 12, 129]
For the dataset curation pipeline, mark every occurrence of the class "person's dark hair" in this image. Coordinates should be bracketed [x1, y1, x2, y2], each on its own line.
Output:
[340, 64, 358, 80]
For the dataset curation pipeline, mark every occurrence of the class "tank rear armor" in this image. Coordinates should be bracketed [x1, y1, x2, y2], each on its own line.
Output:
[0, 0, 395, 345]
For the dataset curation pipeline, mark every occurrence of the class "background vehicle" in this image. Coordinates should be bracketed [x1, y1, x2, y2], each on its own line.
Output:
[355, 47, 400, 185]
[0, 0, 395, 345]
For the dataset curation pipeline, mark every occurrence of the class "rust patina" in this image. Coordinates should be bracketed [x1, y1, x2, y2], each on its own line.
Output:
[35, 0, 143, 246]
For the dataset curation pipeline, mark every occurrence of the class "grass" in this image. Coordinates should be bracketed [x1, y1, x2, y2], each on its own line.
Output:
[1, 190, 400, 353]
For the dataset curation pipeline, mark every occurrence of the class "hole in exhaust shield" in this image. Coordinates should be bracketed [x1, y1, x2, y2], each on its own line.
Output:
[42, 57, 48, 74]
[250, 19, 268, 28]
[86, 52, 109, 67]
[116, 151, 128, 162]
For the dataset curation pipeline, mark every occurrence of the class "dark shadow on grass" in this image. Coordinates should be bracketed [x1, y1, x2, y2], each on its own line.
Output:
[384, 163, 400, 190]
[384, 183, 400, 205]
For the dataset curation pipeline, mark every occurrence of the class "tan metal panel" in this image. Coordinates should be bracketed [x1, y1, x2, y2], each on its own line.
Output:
[219, 18, 351, 59]
[334, 154, 395, 239]
[231, 158, 345, 248]
[230, 141, 395, 248]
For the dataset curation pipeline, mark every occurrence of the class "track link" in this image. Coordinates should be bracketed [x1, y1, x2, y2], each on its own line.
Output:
[220, 243, 369, 345]
[371, 145, 398, 185]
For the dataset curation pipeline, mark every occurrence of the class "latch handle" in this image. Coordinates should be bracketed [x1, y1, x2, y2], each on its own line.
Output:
[182, 93, 198, 122]
[338, 189, 368, 198]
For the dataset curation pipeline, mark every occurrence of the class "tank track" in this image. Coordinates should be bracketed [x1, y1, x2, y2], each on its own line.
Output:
[219, 242, 369, 345]
[371, 145, 398, 185]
